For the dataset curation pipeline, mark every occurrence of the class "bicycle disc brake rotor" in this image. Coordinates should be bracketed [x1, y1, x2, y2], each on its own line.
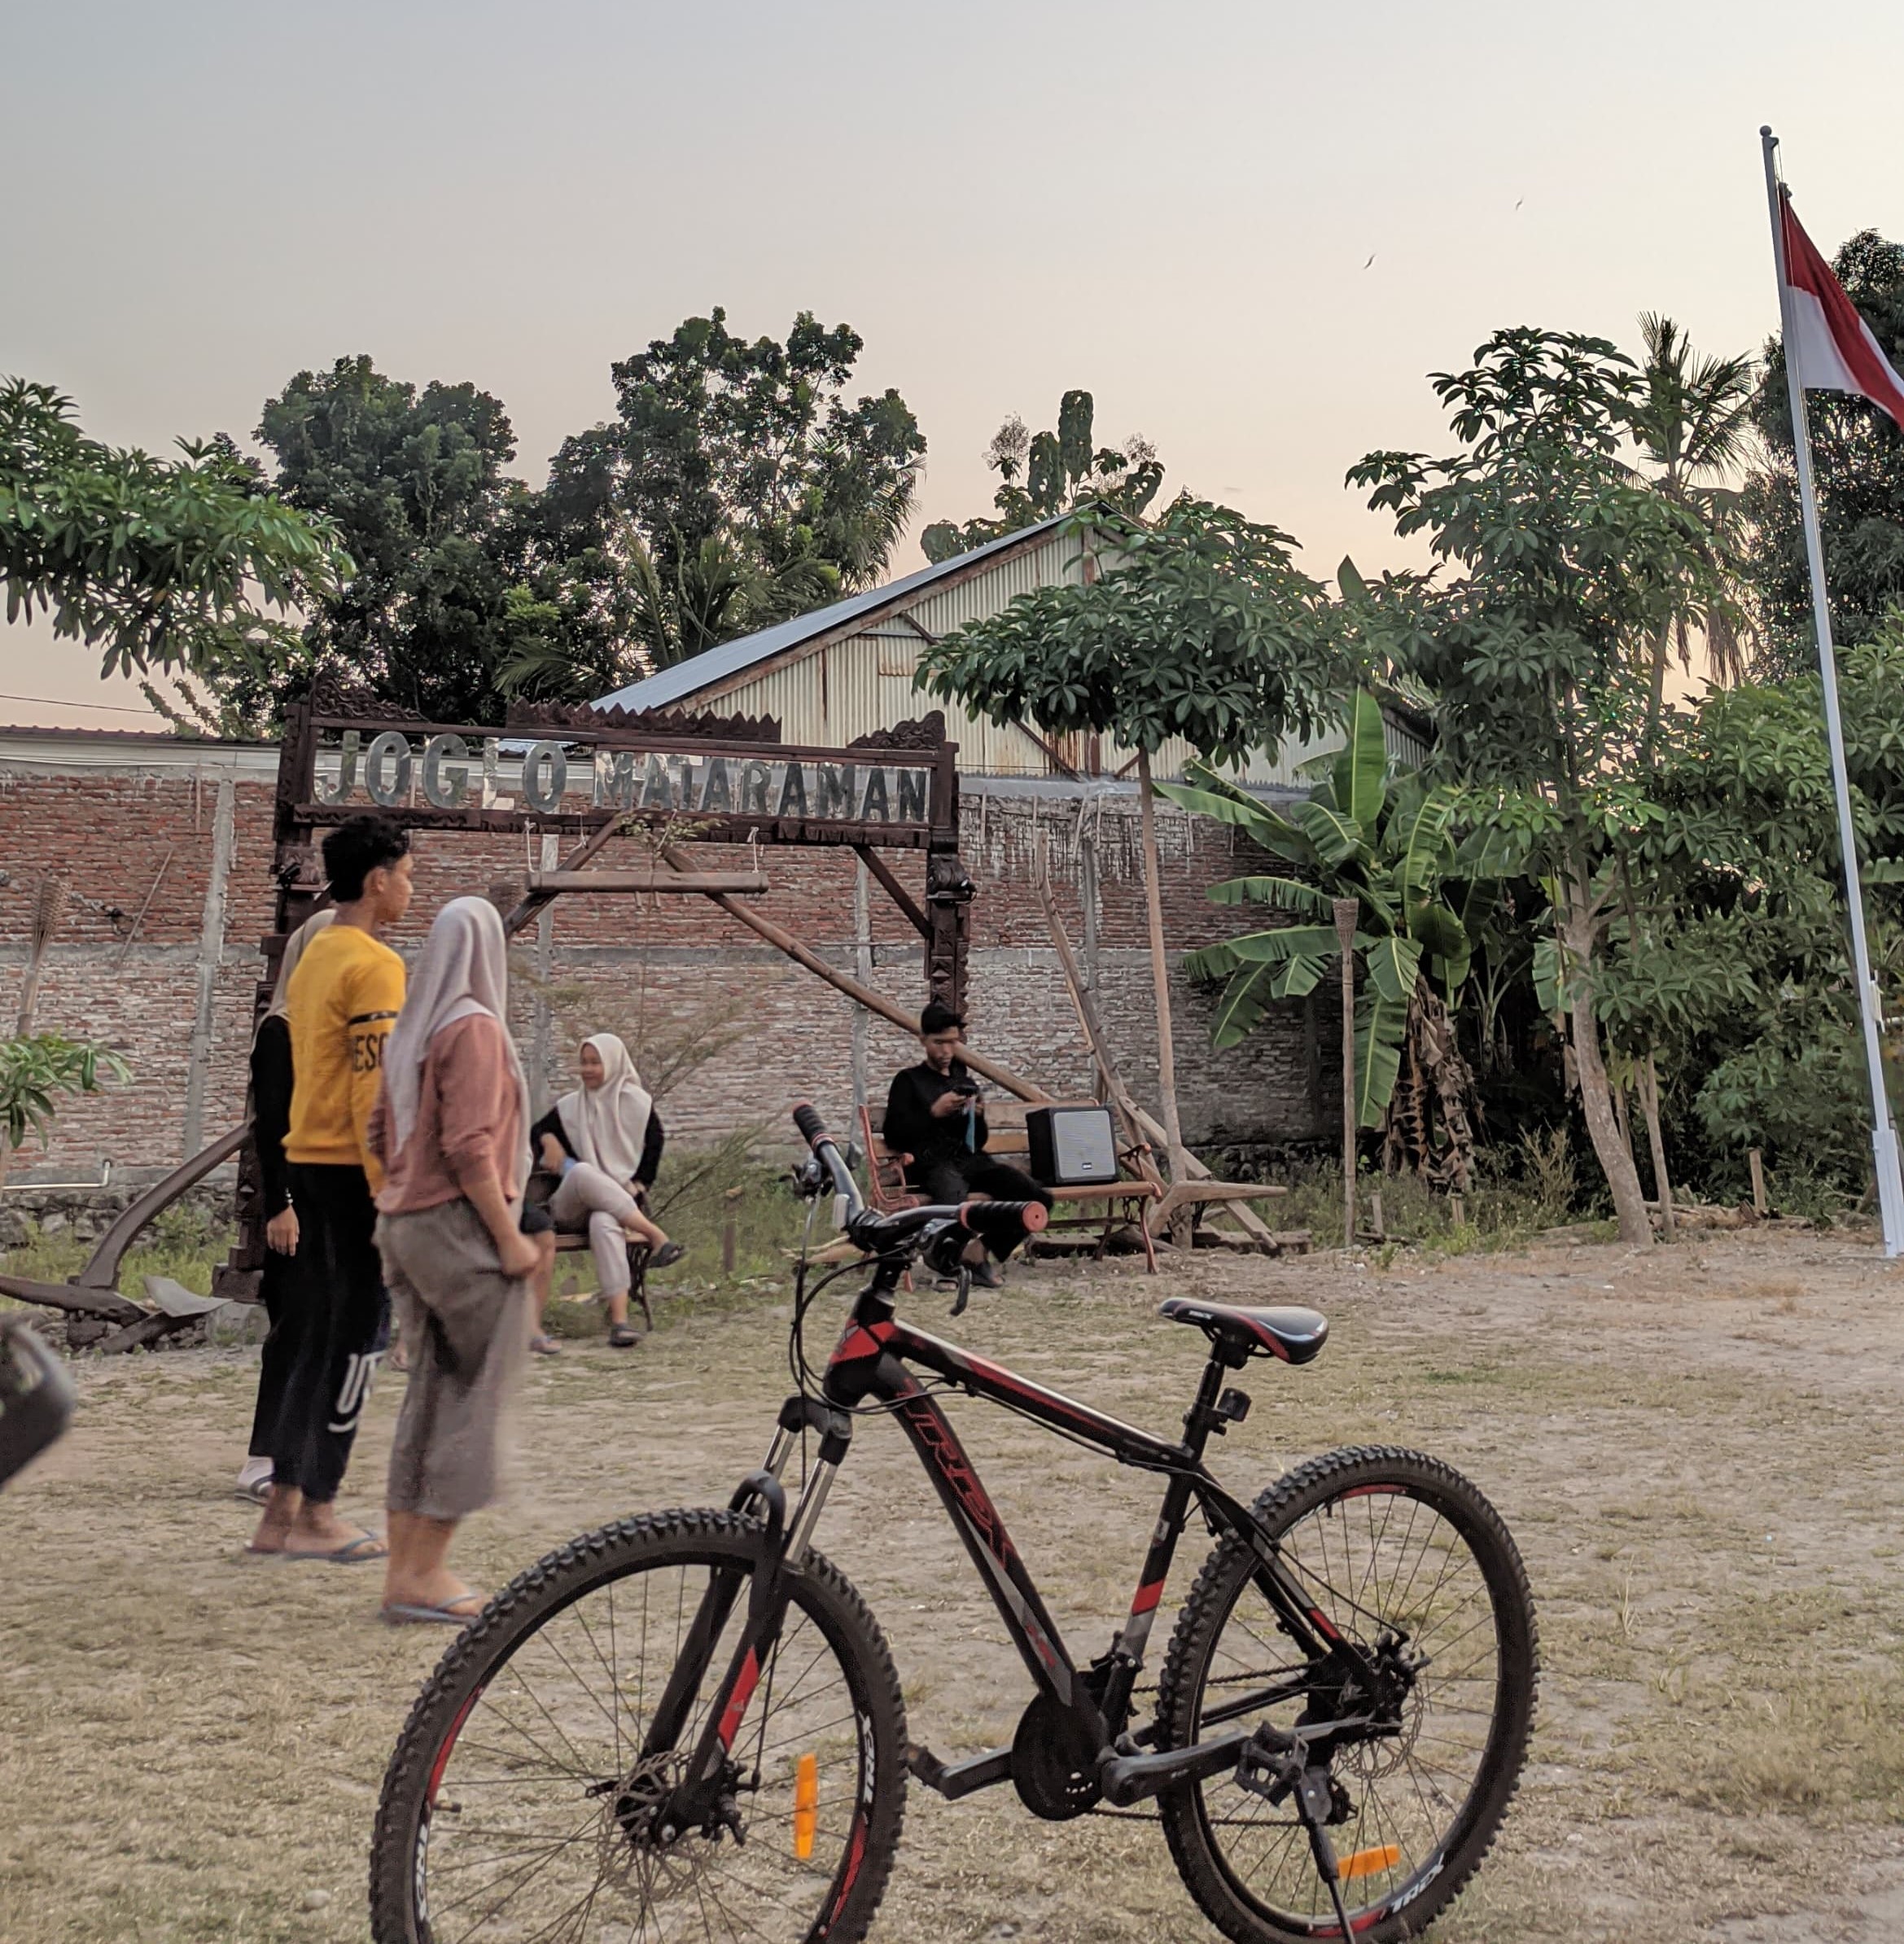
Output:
[1011, 1692, 1101, 1820]
[595, 1752, 709, 1906]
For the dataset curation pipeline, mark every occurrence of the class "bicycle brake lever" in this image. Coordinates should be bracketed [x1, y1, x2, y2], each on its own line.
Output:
[948, 1267, 972, 1319]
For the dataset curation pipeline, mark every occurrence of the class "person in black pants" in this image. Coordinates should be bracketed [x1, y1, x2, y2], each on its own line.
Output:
[883, 1002, 1053, 1288]
[234, 909, 335, 1504]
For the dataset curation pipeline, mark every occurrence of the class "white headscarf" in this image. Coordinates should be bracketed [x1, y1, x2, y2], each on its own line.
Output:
[383, 896, 530, 1192]
[264, 909, 335, 1029]
[555, 1032, 654, 1184]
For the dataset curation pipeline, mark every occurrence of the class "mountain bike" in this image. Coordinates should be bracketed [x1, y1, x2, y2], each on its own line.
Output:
[371, 1103, 1537, 1944]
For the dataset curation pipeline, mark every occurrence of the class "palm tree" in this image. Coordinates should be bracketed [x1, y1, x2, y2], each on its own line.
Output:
[1630, 313, 1758, 745]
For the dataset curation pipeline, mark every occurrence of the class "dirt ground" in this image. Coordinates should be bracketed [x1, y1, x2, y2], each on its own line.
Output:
[4, 1225, 1904, 1944]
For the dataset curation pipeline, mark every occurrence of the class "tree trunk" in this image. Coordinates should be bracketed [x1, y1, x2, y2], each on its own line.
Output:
[1136, 750, 1191, 1231]
[1636, 1051, 1676, 1241]
[1560, 902, 1654, 1248]
[1334, 899, 1359, 1249]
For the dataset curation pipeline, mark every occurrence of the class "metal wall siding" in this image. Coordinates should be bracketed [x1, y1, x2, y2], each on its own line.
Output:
[674, 528, 1436, 784]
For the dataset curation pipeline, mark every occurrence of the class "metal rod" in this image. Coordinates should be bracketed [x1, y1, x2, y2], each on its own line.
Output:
[1760, 125, 1904, 1254]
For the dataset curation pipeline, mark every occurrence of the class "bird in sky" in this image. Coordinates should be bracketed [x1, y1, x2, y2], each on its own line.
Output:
[1363, 252, 1376, 269]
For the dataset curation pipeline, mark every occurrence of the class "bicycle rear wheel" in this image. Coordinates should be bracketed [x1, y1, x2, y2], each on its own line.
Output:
[1157, 1447, 1536, 1943]
[371, 1508, 907, 1944]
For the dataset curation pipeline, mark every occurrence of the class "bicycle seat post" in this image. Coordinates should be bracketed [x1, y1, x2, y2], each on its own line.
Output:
[1179, 1351, 1235, 1463]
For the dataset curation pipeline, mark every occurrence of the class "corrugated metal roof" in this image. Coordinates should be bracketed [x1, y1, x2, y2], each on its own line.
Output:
[593, 511, 1076, 714]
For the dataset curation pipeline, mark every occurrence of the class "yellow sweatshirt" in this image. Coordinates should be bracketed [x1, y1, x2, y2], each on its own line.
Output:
[283, 922, 406, 1189]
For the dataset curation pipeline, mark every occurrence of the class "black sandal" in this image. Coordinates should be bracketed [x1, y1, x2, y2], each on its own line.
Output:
[607, 1323, 641, 1349]
[649, 1241, 685, 1269]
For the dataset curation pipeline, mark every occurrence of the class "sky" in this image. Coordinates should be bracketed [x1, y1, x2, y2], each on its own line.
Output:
[6, 0, 1903, 729]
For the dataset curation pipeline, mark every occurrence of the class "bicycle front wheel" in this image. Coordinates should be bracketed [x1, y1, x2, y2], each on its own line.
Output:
[1157, 1447, 1537, 1943]
[371, 1508, 908, 1944]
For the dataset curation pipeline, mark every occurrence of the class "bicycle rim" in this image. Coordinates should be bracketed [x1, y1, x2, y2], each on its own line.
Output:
[389, 1530, 888, 1944]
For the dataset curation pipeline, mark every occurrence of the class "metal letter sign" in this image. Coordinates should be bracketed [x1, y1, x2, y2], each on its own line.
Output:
[304, 725, 938, 837]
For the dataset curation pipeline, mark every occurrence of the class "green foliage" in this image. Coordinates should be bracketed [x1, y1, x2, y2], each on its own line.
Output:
[513, 310, 925, 694]
[920, 389, 1162, 563]
[917, 497, 1344, 759]
[0, 1035, 129, 1162]
[1159, 691, 1477, 1130]
[1747, 229, 1904, 672]
[0, 378, 348, 694]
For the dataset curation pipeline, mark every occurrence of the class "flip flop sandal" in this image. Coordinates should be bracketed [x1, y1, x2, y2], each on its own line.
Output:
[607, 1323, 642, 1349]
[234, 1478, 274, 1505]
[285, 1530, 387, 1564]
[379, 1596, 484, 1627]
[240, 1543, 287, 1561]
[648, 1241, 686, 1269]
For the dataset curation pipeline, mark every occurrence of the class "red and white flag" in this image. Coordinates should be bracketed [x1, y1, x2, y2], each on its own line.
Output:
[1781, 197, 1904, 433]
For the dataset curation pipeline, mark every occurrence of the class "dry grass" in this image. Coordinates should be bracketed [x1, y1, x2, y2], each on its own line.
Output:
[4, 1230, 1904, 1942]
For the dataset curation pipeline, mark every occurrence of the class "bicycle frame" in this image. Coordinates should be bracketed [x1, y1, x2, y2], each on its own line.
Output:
[653, 1254, 1360, 1827]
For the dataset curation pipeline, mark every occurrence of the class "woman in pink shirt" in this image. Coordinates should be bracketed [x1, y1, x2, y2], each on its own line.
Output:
[370, 896, 550, 1627]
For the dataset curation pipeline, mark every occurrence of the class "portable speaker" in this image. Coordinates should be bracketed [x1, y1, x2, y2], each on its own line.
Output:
[1026, 1104, 1118, 1186]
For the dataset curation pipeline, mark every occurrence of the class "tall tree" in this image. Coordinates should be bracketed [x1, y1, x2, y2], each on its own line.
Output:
[1630, 313, 1757, 742]
[1350, 329, 1719, 1246]
[507, 311, 926, 696]
[255, 355, 528, 723]
[920, 390, 1163, 564]
[917, 498, 1346, 1190]
[1746, 229, 1904, 672]
[0, 377, 346, 697]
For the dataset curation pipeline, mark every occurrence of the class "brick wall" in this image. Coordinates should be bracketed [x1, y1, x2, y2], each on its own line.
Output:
[0, 741, 1336, 1178]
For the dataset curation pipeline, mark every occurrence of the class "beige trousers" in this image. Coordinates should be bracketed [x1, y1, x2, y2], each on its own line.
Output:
[376, 1197, 529, 1521]
[548, 1162, 639, 1298]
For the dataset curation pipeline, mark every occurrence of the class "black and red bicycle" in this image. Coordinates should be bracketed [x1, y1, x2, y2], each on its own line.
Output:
[371, 1104, 1538, 1944]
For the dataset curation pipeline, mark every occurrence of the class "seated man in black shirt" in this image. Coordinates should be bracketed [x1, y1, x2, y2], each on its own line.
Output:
[884, 1003, 1054, 1287]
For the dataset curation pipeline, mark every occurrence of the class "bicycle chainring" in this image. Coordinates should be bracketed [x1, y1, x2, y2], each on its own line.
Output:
[1010, 1692, 1102, 1821]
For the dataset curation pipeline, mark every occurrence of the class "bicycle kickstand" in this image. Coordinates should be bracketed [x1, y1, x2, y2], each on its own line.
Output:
[1236, 1729, 1359, 1938]
[1289, 1763, 1359, 1940]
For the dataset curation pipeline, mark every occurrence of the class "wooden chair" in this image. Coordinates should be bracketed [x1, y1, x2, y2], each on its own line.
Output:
[857, 1099, 1161, 1272]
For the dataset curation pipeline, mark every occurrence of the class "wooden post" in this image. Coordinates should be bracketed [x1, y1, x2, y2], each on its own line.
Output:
[1370, 1189, 1385, 1241]
[1136, 748, 1191, 1225]
[722, 1184, 744, 1275]
[1335, 898, 1359, 1250]
[1749, 1147, 1768, 1216]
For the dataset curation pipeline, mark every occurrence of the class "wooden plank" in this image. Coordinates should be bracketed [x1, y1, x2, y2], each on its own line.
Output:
[0, 1271, 145, 1324]
[852, 845, 932, 939]
[525, 869, 768, 895]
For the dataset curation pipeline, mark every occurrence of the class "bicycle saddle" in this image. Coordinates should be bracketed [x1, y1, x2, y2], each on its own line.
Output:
[1158, 1298, 1328, 1366]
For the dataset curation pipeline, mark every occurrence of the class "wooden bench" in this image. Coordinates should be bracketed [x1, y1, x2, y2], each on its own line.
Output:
[858, 1099, 1162, 1272]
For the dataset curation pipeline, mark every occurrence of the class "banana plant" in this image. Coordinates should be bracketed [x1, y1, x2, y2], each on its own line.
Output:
[1157, 690, 1480, 1180]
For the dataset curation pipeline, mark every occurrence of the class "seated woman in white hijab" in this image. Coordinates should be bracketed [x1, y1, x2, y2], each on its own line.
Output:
[369, 896, 550, 1627]
[527, 1034, 683, 1351]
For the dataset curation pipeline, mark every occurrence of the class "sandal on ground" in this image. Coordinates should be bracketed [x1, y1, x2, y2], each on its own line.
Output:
[607, 1323, 642, 1349]
[648, 1241, 685, 1269]
[234, 1476, 274, 1506]
[379, 1593, 484, 1627]
[527, 1332, 562, 1356]
[284, 1529, 387, 1564]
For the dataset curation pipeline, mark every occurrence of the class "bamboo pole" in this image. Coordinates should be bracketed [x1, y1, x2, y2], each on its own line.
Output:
[1335, 899, 1359, 1250]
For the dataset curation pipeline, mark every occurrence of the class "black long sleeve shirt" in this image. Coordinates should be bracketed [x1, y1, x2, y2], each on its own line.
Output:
[528, 1104, 664, 1189]
[883, 1061, 987, 1183]
[251, 1015, 295, 1217]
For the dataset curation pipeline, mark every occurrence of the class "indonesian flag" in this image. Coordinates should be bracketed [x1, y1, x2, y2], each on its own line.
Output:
[1782, 197, 1904, 432]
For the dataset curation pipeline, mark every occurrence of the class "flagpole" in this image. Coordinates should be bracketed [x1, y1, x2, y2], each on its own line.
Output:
[1760, 124, 1904, 1256]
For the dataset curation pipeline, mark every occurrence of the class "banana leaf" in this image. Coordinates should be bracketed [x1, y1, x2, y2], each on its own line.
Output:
[1205, 875, 1334, 917]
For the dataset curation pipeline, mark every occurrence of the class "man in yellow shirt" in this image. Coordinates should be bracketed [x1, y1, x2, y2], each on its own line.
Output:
[248, 816, 414, 1561]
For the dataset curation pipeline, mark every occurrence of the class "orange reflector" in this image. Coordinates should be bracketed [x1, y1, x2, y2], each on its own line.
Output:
[1339, 1843, 1401, 1881]
[793, 1753, 819, 1860]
